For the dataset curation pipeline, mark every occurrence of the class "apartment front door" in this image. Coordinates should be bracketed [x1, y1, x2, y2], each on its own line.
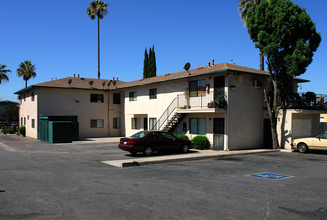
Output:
[213, 118, 224, 150]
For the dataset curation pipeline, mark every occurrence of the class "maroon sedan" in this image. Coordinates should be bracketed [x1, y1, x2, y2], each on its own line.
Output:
[118, 131, 193, 156]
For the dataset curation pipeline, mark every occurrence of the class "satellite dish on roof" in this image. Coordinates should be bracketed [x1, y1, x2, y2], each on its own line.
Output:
[113, 80, 117, 86]
[102, 81, 106, 87]
[89, 80, 93, 86]
[107, 80, 112, 87]
[68, 79, 72, 85]
[183, 62, 191, 71]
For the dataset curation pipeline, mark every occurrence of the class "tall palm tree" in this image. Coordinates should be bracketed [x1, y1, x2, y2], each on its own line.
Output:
[87, 0, 109, 79]
[238, 0, 265, 71]
[17, 60, 36, 88]
[0, 64, 11, 85]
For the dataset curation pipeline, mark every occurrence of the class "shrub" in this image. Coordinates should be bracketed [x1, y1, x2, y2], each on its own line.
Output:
[192, 136, 210, 150]
[18, 126, 26, 137]
[1, 128, 15, 134]
[176, 134, 189, 140]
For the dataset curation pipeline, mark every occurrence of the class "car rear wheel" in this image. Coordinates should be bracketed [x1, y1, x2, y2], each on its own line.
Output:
[144, 146, 153, 156]
[182, 144, 189, 153]
[298, 143, 308, 153]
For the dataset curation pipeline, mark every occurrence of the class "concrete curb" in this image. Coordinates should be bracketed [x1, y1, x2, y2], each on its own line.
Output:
[101, 149, 280, 168]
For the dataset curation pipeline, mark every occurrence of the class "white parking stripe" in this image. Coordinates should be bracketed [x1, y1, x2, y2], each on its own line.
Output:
[0, 142, 16, 152]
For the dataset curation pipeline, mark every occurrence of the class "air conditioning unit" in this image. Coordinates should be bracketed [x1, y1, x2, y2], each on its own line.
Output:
[252, 80, 263, 88]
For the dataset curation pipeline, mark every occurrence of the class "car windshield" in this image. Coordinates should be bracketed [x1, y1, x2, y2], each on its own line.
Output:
[131, 131, 149, 138]
[318, 133, 327, 139]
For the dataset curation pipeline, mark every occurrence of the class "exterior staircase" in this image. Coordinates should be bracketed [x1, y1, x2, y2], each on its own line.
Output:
[162, 112, 185, 132]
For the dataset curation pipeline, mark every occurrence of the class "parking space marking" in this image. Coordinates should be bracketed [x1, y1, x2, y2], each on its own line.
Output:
[152, 165, 252, 185]
[1, 135, 32, 147]
[255, 155, 327, 167]
[248, 172, 294, 180]
[214, 160, 311, 175]
[0, 142, 16, 152]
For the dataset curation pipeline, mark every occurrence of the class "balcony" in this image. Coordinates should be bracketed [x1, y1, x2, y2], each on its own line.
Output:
[283, 92, 327, 110]
[175, 94, 227, 112]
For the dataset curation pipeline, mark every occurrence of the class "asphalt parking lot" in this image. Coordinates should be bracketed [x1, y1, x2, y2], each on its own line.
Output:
[1, 134, 327, 219]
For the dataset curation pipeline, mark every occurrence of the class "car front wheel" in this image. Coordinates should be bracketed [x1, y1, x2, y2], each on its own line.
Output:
[144, 146, 153, 156]
[298, 143, 308, 153]
[181, 144, 189, 153]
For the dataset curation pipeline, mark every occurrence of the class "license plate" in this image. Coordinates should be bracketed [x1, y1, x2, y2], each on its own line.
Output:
[124, 141, 127, 145]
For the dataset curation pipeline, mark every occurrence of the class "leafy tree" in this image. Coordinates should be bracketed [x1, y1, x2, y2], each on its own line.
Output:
[238, 0, 265, 70]
[143, 46, 157, 78]
[87, 0, 109, 79]
[2, 104, 18, 124]
[17, 61, 36, 88]
[246, 0, 321, 149]
[0, 64, 11, 85]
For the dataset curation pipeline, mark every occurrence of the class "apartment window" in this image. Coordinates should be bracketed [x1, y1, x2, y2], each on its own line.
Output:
[149, 118, 157, 130]
[90, 94, 104, 103]
[90, 119, 104, 128]
[31, 92, 35, 101]
[189, 79, 206, 97]
[131, 118, 140, 129]
[24, 94, 26, 102]
[21, 117, 23, 126]
[113, 118, 121, 129]
[24, 117, 26, 126]
[129, 91, 137, 101]
[31, 119, 35, 128]
[190, 118, 206, 135]
[113, 93, 121, 104]
[149, 88, 157, 99]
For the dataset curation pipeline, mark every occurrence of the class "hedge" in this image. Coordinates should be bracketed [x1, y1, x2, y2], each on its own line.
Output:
[192, 136, 210, 150]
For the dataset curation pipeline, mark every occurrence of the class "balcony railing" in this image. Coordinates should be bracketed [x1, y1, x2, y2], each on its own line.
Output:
[281, 92, 327, 110]
[176, 94, 227, 109]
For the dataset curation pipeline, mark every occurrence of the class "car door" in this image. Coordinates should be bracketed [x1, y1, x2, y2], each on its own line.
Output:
[161, 132, 179, 150]
[311, 133, 327, 150]
[148, 132, 164, 151]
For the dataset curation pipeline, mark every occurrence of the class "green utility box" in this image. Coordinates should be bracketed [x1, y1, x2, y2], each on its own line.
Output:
[39, 115, 79, 143]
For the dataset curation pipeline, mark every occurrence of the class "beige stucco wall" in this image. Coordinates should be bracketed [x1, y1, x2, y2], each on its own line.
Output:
[124, 79, 189, 137]
[19, 90, 38, 139]
[227, 74, 266, 150]
[18, 87, 124, 139]
[38, 88, 124, 138]
[278, 110, 321, 150]
[174, 112, 226, 148]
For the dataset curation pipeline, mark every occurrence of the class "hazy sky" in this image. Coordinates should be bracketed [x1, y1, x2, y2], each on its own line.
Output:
[1, 0, 326, 101]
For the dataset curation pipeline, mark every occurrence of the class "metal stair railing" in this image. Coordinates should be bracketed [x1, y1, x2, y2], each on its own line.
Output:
[152, 96, 179, 130]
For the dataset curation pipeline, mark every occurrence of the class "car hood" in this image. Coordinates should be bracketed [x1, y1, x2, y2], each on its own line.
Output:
[293, 137, 314, 143]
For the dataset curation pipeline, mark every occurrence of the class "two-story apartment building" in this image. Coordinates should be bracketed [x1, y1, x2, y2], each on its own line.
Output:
[15, 62, 325, 150]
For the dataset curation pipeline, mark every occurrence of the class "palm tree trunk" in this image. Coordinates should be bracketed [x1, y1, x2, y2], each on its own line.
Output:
[98, 16, 100, 79]
[25, 80, 27, 88]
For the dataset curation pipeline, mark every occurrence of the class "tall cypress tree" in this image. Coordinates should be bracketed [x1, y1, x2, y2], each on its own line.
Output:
[143, 46, 157, 78]
[151, 45, 157, 77]
[148, 47, 153, 78]
[143, 48, 149, 78]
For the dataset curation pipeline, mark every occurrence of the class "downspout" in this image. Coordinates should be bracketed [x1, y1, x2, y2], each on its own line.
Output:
[37, 88, 39, 140]
[107, 89, 110, 136]
[225, 75, 229, 151]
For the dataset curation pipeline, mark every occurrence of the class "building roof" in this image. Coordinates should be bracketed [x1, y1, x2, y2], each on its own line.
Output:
[14, 62, 309, 94]
[14, 76, 124, 94]
[0, 100, 19, 105]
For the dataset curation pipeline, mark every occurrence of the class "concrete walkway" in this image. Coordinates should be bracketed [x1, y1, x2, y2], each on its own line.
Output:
[72, 137, 122, 144]
[102, 149, 282, 168]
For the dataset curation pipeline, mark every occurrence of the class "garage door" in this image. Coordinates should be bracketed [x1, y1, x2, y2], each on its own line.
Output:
[292, 118, 312, 138]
